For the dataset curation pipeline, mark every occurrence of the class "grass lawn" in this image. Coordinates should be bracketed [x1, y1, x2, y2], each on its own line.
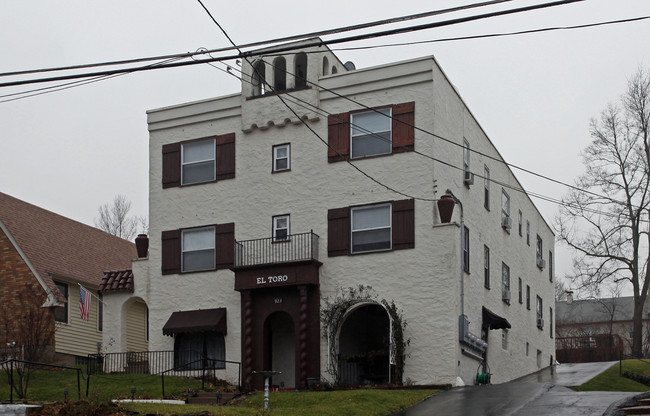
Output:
[572, 360, 650, 392]
[120, 389, 440, 416]
[0, 368, 202, 402]
[1, 368, 439, 415]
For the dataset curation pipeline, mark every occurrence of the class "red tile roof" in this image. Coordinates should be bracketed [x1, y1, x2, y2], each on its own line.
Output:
[0, 192, 136, 298]
[100, 269, 134, 292]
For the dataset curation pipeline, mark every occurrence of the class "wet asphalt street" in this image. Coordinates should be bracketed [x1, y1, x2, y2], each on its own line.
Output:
[393, 362, 635, 416]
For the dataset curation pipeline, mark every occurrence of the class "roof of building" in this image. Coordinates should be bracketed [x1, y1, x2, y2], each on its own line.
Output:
[99, 269, 134, 293]
[0, 192, 136, 300]
[555, 296, 641, 325]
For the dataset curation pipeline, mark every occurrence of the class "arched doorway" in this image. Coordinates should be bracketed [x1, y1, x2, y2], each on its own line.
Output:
[264, 311, 296, 388]
[338, 303, 390, 385]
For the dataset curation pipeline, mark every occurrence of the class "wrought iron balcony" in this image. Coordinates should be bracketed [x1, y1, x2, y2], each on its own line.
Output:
[234, 231, 319, 268]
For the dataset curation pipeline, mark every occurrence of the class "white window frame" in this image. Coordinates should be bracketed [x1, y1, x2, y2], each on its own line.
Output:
[350, 108, 392, 159]
[181, 139, 216, 185]
[463, 139, 470, 175]
[273, 143, 291, 172]
[273, 214, 290, 241]
[501, 190, 510, 221]
[350, 203, 392, 254]
[181, 226, 216, 272]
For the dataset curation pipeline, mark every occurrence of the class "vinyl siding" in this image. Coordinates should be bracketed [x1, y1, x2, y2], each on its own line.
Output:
[126, 301, 149, 352]
[54, 284, 102, 356]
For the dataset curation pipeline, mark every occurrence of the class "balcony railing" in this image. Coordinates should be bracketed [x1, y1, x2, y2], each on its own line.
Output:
[234, 231, 319, 268]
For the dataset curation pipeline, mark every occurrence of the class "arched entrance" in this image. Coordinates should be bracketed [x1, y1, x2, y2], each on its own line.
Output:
[264, 311, 296, 388]
[338, 303, 390, 385]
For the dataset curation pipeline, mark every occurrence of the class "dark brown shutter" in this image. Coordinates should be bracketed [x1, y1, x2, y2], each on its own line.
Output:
[392, 102, 415, 153]
[216, 133, 236, 180]
[162, 142, 181, 188]
[392, 199, 415, 250]
[328, 207, 350, 256]
[328, 112, 350, 163]
[216, 222, 235, 269]
[161, 229, 181, 274]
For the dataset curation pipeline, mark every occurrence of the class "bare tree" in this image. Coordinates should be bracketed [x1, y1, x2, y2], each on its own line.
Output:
[1, 286, 56, 399]
[94, 195, 147, 241]
[556, 68, 650, 357]
[555, 279, 568, 302]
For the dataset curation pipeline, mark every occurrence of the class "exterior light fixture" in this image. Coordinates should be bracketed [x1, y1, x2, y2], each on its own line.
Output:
[63, 387, 69, 401]
[131, 385, 136, 401]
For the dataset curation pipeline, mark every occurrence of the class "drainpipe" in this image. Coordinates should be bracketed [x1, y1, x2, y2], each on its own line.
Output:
[445, 189, 464, 317]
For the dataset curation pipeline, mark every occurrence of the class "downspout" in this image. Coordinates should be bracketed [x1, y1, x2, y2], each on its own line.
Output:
[446, 189, 464, 316]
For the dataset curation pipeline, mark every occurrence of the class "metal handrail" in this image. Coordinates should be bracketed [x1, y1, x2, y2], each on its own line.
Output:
[161, 358, 241, 396]
[234, 230, 319, 267]
[620, 353, 650, 376]
[1, 359, 81, 403]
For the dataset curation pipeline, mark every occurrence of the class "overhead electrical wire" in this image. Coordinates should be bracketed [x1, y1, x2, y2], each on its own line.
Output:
[0, 0, 586, 88]
[5, 13, 649, 102]
[0, 0, 515, 78]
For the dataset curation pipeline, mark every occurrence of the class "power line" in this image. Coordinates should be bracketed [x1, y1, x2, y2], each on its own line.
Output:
[0, 0, 514, 79]
[0, 0, 585, 88]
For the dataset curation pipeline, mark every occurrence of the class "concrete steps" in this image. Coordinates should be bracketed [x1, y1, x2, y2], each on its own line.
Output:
[623, 405, 650, 415]
[186, 391, 239, 405]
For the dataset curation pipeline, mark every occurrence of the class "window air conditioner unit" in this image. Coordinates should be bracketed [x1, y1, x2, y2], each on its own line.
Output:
[464, 171, 475, 186]
[537, 318, 544, 328]
[502, 290, 511, 302]
[537, 258, 546, 269]
[501, 216, 512, 230]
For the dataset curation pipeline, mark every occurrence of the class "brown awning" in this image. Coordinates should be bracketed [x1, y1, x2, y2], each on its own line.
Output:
[162, 308, 227, 336]
[482, 306, 511, 330]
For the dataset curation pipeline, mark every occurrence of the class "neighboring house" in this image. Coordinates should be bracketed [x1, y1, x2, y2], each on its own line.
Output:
[0, 192, 136, 365]
[555, 297, 650, 361]
[111, 38, 555, 389]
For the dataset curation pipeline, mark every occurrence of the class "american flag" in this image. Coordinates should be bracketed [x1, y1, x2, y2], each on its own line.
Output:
[79, 285, 92, 321]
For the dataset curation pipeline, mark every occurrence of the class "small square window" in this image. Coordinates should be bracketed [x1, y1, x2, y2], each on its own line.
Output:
[351, 108, 392, 159]
[502, 262, 510, 304]
[182, 139, 216, 185]
[273, 215, 290, 241]
[273, 144, 291, 172]
[351, 204, 391, 253]
[182, 227, 216, 272]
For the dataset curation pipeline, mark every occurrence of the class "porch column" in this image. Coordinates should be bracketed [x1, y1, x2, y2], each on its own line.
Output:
[298, 285, 308, 389]
[242, 290, 253, 391]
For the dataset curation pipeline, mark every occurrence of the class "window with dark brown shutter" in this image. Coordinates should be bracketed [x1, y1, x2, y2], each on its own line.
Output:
[328, 112, 350, 163]
[215, 223, 235, 269]
[161, 223, 235, 274]
[161, 229, 181, 275]
[216, 133, 236, 180]
[392, 199, 415, 250]
[162, 143, 181, 189]
[328, 199, 414, 256]
[161, 134, 235, 188]
[392, 102, 415, 153]
[327, 207, 350, 256]
[328, 102, 414, 163]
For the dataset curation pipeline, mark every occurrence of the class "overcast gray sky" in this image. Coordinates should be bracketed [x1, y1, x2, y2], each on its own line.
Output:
[1, 0, 649, 291]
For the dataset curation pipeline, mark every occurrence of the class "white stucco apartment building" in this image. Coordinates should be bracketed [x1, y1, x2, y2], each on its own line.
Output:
[103, 39, 555, 390]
